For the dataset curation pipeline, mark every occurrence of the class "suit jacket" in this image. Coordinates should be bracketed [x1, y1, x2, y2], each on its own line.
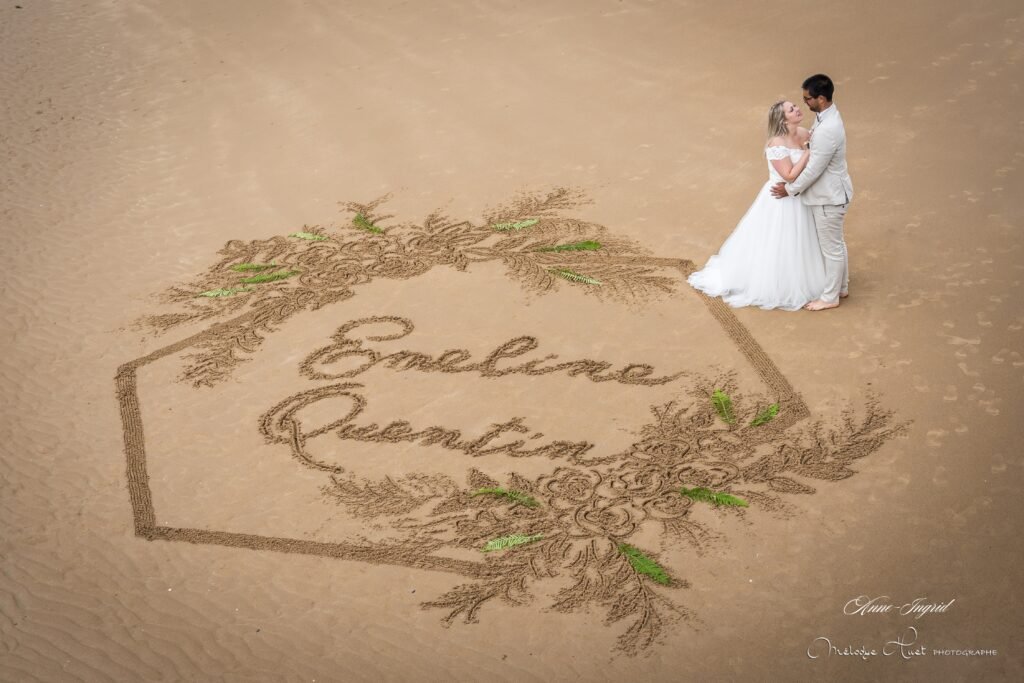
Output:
[784, 104, 853, 206]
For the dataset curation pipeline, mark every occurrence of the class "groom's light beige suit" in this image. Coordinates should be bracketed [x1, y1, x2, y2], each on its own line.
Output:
[783, 104, 853, 303]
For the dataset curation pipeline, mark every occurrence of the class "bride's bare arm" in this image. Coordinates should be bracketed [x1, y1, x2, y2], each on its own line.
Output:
[785, 148, 811, 180]
[767, 137, 811, 183]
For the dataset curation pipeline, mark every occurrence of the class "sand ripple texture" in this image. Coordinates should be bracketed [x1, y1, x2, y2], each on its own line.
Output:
[0, 3, 680, 680]
[2, 0, 1023, 681]
[0, 3, 433, 682]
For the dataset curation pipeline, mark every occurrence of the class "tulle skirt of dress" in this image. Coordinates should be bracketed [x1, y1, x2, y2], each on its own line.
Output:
[688, 181, 826, 311]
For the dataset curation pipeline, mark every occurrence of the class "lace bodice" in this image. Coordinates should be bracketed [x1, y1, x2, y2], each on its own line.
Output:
[765, 145, 804, 184]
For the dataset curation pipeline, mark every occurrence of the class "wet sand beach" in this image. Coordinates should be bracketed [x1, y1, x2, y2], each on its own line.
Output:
[1, 1, 1022, 680]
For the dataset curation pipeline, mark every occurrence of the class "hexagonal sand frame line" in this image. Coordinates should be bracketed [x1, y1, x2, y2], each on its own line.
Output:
[116, 256, 809, 575]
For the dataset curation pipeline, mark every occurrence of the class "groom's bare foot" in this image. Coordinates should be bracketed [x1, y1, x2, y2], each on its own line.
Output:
[804, 299, 840, 311]
[840, 291, 849, 299]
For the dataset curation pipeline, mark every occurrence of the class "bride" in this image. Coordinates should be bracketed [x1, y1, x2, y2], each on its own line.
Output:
[687, 100, 826, 311]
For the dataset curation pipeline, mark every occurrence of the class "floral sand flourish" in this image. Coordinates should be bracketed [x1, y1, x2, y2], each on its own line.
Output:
[117, 188, 909, 655]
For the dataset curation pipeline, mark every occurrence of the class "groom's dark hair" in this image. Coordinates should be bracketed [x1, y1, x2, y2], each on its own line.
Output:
[802, 74, 834, 101]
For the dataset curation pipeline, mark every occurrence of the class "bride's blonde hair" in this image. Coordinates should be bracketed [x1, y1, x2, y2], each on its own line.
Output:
[767, 100, 790, 140]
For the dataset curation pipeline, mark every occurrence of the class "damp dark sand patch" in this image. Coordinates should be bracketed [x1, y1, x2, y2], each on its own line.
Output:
[118, 189, 909, 655]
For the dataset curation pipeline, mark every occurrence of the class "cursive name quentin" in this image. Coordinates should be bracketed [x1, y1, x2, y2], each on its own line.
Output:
[259, 382, 596, 473]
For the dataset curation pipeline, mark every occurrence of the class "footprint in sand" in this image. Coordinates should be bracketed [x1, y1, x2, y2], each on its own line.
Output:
[990, 348, 1010, 365]
[957, 362, 980, 377]
[897, 297, 924, 309]
[979, 400, 1001, 416]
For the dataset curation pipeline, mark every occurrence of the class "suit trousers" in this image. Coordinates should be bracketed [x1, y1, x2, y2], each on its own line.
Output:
[810, 203, 849, 303]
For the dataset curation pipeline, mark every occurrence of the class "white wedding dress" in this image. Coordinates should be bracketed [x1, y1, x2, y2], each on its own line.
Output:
[687, 146, 826, 311]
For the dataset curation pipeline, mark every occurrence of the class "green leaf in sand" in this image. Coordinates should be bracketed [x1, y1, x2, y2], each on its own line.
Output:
[238, 269, 300, 284]
[481, 533, 543, 553]
[491, 218, 539, 231]
[197, 286, 253, 297]
[471, 487, 540, 508]
[535, 240, 602, 252]
[711, 389, 736, 424]
[680, 486, 749, 508]
[289, 231, 327, 241]
[353, 213, 384, 234]
[750, 403, 779, 427]
[549, 268, 602, 285]
[617, 543, 671, 585]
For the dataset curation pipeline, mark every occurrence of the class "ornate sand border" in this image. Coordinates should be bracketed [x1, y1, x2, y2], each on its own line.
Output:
[115, 255, 809, 575]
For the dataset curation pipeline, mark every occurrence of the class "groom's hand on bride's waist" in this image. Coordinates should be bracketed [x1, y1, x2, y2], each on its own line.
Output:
[770, 182, 789, 198]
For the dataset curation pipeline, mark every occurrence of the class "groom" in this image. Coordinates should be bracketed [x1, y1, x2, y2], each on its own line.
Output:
[770, 74, 854, 311]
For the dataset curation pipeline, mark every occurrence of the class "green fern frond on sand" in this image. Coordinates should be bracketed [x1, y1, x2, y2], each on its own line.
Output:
[680, 486, 749, 508]
[535, 240, 602, 252]
[491, 218, 539, 231]
[549, 268, 602, 285]
[471, 487, 540, 508]
[711, 389, 736, 424]
[750, 403, 779, 426]
[617, 543, 671, 585]
[229, 262, 278, 272]
[238, 269, 300, 284]
[353, 213, 384, 234]
[197, 287, 253, 297]
[481, 533, 543, 552]
[289, 231, 328, 241]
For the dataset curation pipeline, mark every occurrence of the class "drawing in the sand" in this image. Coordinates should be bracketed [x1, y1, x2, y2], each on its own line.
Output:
[118, 189, 908, 655]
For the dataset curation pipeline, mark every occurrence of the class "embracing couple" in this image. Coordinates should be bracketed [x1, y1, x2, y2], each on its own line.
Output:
[688, 74, 853, 311]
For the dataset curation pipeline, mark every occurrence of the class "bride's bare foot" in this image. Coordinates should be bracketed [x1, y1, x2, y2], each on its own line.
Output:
[839, 291, 849, 299]
[804, 299, 840, 311]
